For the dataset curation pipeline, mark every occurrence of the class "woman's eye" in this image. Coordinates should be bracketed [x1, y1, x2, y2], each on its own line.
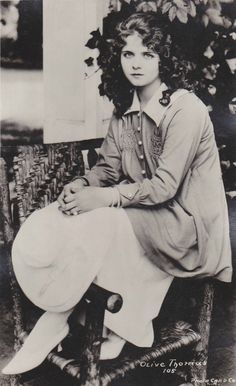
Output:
[144, 53, 154, 59]
[122, 52, 133, 58]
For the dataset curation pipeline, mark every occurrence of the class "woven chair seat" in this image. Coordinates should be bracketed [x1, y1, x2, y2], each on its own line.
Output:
[18, 320, 200, 385]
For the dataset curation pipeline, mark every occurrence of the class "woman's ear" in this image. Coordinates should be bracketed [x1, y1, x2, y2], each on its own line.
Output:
[163, 34, 172, 58]
[166, 34, 172, 45]
[163, 46, 170, 58]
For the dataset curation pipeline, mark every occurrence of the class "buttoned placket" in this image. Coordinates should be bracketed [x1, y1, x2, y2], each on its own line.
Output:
[137, 111, 146, 178]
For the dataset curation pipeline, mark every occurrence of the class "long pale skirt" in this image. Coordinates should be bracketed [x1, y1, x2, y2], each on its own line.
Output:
[12, 202, 173, 347]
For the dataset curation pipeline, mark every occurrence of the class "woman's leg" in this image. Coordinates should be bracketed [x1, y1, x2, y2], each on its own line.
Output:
[100, 330, 126, 360]
[94, 209, 174, 356]
[3, 205, 136, 373]
[3, 203, 173, 371]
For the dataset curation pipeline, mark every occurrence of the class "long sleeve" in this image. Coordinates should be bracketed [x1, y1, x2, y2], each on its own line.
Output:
[85, 115, 123, 187]
[117, 99, 209, 207]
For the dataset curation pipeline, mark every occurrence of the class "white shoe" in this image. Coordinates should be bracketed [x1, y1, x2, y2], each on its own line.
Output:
[100, 332, 126, 360]
[2, 325, 69, 375]
[2, 311, 71, 375]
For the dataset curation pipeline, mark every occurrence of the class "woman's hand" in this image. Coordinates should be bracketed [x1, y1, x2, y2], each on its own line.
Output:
[57, 179, 85, 208]
[59, 187, 113, 215]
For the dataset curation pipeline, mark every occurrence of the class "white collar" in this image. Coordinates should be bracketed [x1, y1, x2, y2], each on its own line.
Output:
[124, 83, 188, 127]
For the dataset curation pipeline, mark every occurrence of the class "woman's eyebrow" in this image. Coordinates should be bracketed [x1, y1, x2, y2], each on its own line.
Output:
[143, 49, 155, 53]
[121, 49, 133, 52]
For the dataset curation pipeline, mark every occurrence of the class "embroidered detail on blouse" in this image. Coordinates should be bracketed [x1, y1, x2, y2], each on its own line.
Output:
[122, 127, 137, 150]
[151, 127, 163, 160]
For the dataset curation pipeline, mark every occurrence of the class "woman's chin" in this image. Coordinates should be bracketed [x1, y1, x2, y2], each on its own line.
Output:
[129, 79, 147, 87]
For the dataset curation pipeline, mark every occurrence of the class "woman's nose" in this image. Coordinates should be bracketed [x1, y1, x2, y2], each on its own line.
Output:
[132, 60, 141, 70]
[132, 64, 141, 71]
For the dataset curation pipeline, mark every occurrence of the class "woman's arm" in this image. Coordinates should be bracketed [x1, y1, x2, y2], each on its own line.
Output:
[57, 115, 122, 214]
[116, 99, 209, 207]
[81, 115, 123, 187]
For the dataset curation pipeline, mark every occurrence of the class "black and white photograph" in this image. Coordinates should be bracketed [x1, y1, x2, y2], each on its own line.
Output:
[0, 1, 236, 385]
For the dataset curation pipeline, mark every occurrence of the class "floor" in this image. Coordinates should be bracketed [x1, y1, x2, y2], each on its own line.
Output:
[0, 197, 235, 386]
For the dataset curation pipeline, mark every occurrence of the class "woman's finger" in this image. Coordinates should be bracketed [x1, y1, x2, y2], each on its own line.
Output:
[58, 206, 78, 216]
[63, 193, 76, 203]
[62, 200, 78, 211]
[57, 190, 65, 206]
[70, 209, 80, 216]
[58, 207, 71, 215]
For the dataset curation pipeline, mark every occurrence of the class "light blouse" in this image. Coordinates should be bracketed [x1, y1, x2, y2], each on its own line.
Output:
[84, 84, 232, 283]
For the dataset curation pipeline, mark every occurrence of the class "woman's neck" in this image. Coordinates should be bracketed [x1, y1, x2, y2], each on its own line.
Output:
[137, 78, 162, 109]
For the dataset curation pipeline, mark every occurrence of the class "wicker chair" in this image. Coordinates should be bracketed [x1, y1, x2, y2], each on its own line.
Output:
[0, 141, 214, 386]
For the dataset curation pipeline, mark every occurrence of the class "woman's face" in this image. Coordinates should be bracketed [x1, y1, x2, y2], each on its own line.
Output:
[121, 33, 160, 88]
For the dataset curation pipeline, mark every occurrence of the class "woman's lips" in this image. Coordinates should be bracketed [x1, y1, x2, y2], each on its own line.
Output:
[130, 74, 144, 77]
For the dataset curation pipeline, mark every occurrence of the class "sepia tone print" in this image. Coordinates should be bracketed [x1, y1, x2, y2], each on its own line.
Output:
[0, 1, 235, 386]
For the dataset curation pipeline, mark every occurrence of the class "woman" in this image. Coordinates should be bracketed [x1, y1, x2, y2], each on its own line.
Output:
[3, 12, 232, 375]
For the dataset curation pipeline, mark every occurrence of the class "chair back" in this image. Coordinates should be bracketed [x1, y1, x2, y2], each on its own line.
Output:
[10, 143, 84, 227]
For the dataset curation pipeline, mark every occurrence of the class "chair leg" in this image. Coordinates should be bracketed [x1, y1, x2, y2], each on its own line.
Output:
[9, 375, 23, 386]
[0, 159, 26, 349]
[79, 302, 105, 386]
[9, 261, 27, 351]
[188, 282, 214, 386]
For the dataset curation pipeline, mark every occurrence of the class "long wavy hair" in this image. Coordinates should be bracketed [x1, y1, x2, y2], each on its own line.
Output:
[98, 12, 198, 117]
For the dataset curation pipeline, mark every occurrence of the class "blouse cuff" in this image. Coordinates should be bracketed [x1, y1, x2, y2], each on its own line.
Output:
[72, 176, 89, 186]
[83, 172, 101, 187]
[116, 182, 141, 207]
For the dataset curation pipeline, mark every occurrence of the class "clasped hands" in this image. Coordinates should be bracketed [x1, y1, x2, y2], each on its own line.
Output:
[57, 179, 115, 215]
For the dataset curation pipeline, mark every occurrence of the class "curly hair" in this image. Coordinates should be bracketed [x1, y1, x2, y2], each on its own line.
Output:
[98, 12, 198, 117]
